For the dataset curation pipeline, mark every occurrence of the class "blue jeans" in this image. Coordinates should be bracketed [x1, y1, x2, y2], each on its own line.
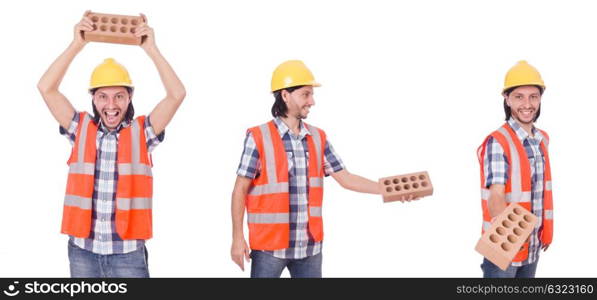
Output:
[250, 251, 322, 278]
[481, 258, 538, 278]
[68, 240, 149, 278]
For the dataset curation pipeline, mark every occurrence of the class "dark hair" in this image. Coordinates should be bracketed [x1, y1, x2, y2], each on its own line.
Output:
[90, 86, 135, 124]
[271, 85, 304, 118]
[503, 85, 543, 122]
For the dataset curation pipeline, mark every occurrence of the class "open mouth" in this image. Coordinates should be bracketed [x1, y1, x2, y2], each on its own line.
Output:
[103, 110, 121, 123]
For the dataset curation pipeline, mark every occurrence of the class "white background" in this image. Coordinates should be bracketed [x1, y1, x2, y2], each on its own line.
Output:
[0, 0, 595, 277]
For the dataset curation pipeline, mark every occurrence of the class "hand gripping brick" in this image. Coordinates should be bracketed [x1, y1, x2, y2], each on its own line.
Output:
[378, 171, 433, 203]
[83, 12, 146, 45]
[475, 203, 538, 270]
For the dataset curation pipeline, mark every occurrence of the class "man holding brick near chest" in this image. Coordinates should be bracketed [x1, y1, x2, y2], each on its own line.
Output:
[37, 12, 185, 278]
[477, 61, 553, 278]
[230, 60, 416, 278]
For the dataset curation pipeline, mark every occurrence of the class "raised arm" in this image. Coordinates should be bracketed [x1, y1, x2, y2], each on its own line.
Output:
[37, 13, 93, 128]
[136, 17, 186, 135]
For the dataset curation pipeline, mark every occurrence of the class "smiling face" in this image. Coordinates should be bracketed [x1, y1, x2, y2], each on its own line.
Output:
[281, 86, 315, 120]
[504, 85, 542, 125]
[92, 86, 131, 130]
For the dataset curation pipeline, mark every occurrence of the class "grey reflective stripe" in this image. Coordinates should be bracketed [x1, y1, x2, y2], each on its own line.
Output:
[306, 124, 323, 175]
[310, 206, 322, 217]
[545, 180, 552, 191]
[497, 127, 524, 203]
[131, 118, 141, 164]
[483, 221, 492, 231]
[541, 134, 549, 147]
[69, 162, 95, 175]
[77, 113, 92, 163]
[248, 182, 289, 195]
[117, 197, 152, 210]
[310, 177, 323, 188]
[122, 119, 153, 177]
[506, 191, 532, 203]
[260, 123, 278, 184]
[481, 188, 490, 201]
[544, 209, 554, 220]
[64, 194, 92, 210]
[118, 163, 153, 176]
[247, 213, 289, 224]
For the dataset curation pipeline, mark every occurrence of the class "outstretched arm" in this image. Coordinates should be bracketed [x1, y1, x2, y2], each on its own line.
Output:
[331, 169, 381, 194]
[137, 17, 186, 135]
[331, 169, 417, 201]
[37, 13, 92, 129]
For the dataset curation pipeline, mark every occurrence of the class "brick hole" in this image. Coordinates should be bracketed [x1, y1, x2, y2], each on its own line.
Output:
[501, 242, 511, 251]
[489, 234, 499, 243]
[519, 221, 528, 229]
[502, 220, 512, 229]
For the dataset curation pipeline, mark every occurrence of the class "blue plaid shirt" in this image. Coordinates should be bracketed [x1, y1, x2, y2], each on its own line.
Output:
[237, 118, 345, 259]
[61, 111, 164, 255]
[483, 118, 545, 266]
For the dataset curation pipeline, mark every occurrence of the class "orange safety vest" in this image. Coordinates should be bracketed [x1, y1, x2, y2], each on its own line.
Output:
[246, 120, 326, 250]
[61, 112, 154, 240]
[477, 123, 554, 262]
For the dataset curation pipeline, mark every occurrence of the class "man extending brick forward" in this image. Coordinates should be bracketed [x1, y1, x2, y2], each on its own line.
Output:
[230, 60, 416, 278]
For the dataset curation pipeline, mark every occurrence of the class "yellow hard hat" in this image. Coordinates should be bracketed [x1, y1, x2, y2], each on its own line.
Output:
[89, 58, 134, 91]
[271, 60, 321, 92]
[503, 60, 545, 93]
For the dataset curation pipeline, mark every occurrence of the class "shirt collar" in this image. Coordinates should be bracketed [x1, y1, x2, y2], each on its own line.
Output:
[273, 117, 311, 139]
[507, 117, 543, 143]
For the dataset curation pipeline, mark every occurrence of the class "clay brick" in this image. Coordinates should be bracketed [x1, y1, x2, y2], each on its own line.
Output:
[83, 12, 146, 45]
[378, 171, 433, 203]
[475, 203, 538, 270]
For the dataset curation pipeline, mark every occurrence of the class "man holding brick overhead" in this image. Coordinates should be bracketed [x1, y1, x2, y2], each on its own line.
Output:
[477, 60, 553, 278]
[230, 60, 415, 278]
[37, 13, 185, 277]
